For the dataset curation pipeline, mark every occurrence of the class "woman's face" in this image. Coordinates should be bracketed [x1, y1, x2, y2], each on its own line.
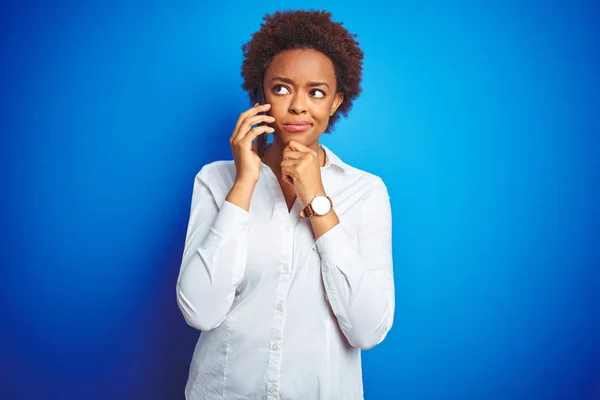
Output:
[263, 48, 344, 148]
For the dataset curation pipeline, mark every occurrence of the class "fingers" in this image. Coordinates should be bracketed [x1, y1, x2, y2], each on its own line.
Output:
[281, 165, 295, 185]
[232, 103, 272, 140]
[233, 125, 274, 149]
[281, 159, 302, 186]
[229, 115, 275, 150]
[231, 114, 275, 148]
[282, 175, 294, 185]
[283, 142, 300, 160]
[280, 144, 316, 185]
[281, 159, 300, 168]
[282, 146, 315, 164]
[233, 103, 264, 134]
[286, 140, 314, 154]
[235, 114, 275, 143]
[282, 149, 304, 160]
[284, 140, 318, 159]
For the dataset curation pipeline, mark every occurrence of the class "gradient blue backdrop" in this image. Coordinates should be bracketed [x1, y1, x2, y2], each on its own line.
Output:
[1, 1, 598, 399]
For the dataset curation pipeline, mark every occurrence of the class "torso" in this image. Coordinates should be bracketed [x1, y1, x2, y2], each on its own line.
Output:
[182, 148, 385, 400]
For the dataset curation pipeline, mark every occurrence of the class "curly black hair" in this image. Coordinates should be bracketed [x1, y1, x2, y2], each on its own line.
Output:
[241, 9, 364, 133]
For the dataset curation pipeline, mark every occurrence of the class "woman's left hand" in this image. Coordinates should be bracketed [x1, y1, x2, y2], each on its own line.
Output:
[281, 140, 326, 206]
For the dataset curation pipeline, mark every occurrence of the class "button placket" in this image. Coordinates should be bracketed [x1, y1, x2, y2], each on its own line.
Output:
[266, 215, 294, 398]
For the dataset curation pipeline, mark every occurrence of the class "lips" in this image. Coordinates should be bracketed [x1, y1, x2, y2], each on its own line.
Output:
[283, 121, 312, 132]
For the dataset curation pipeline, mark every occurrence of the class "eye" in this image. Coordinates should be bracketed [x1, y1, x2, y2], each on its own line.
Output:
[311, 89, 326, 99]
[273, 85, 291, 95]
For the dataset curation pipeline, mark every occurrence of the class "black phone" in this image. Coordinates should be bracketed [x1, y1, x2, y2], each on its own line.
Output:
[255, 87, 268, 158]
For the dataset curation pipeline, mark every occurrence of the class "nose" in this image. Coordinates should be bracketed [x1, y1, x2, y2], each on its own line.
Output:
[288, 92, 307, 115]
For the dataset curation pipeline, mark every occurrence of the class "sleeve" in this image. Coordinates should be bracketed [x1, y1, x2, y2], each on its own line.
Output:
[175, 165, 250, 331]
[315, 177, 395, 350]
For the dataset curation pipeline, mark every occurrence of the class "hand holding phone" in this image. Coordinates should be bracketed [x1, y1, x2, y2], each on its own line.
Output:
[229, 96, 274, 184]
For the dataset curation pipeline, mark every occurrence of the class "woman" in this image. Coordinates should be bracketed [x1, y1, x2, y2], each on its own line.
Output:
[176, 9, 394, 399]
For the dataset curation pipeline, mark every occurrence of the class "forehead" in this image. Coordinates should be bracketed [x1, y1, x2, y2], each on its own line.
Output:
[265, 48, 336, 83]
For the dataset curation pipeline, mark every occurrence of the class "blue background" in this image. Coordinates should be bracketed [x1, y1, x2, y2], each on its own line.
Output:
[1, 1, 598, 399]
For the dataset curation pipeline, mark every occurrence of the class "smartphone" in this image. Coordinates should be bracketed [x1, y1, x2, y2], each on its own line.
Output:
[254, 87, 268, 158]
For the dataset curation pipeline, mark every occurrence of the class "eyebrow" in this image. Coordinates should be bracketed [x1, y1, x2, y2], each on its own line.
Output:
[271, 76, 330, 89]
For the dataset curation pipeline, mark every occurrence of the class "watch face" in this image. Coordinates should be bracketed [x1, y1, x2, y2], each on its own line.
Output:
[311, 196, 331, 215]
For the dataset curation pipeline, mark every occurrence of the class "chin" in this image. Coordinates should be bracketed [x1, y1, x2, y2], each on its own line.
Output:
[273, 128, 323, 147]
[289, 135, 319, 146]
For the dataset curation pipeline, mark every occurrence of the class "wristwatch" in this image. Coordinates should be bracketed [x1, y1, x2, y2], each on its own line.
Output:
[300, 195, 333, 217]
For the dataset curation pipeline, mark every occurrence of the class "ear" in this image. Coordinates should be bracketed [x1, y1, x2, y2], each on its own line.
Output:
[330, 92, 344, 116]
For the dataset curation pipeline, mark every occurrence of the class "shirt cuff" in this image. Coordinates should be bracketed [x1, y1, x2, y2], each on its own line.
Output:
[211, 199, 250, 238]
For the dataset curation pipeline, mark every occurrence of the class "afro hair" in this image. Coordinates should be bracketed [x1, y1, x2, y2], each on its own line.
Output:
[241, 9, 364, 133]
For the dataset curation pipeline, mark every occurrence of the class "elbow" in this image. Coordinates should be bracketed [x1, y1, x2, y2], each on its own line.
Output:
[181, 311, 220, 332]
[347, 330, 388, 350]
[183, 315, 223, 332]
[176, 284, 224, 332]
[346, 312, 394, 350]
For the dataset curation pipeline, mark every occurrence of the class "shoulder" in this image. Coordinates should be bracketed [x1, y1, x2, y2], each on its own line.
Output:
[344, 167, 392, 218]
[339, 161, 389, 197]
[196, 160, 235, 179]
[193, 160, 236, 192]
[322, 144, 387, 193]
[349, 164, 386, 184]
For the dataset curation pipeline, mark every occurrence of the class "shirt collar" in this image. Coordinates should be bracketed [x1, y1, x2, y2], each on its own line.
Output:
[320, 144, 352, 174]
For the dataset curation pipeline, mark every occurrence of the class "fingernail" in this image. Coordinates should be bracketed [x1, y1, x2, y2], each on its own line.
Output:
[254, 102, 259, 107]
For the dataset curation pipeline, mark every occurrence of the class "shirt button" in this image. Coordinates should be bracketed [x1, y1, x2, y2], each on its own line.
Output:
[272, 344, 279, 351]
[269, 385, 277, 394]
[284, 225, 291, 232]
[282, 263, 289, 272]
[277, 302, 283, 312]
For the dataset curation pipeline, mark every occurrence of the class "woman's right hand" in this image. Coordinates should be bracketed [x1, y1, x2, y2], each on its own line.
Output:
[230, 103, 275, 184]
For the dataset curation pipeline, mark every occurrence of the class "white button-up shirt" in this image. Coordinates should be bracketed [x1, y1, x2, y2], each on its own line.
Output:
[176, 144, 394, 399]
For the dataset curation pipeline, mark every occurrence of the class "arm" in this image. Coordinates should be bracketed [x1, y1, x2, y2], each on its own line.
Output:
[314, 177, 395, 350]
[176, 166, 253, 331]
